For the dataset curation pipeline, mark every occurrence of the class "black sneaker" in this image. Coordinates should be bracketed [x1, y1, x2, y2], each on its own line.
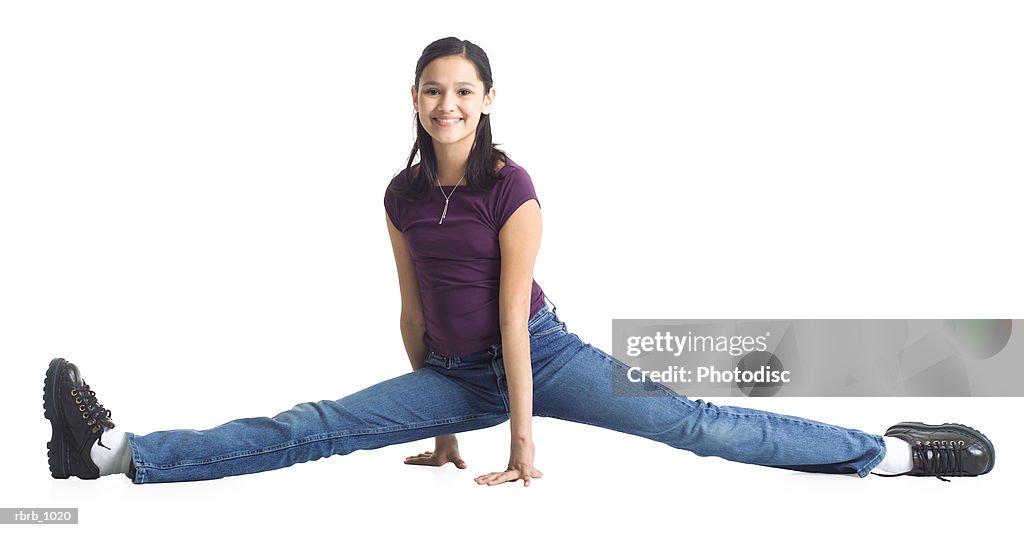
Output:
[883, 422, 995, 481]
[43, 358, 116, 479]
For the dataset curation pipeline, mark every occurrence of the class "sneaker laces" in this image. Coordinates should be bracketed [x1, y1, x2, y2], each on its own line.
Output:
[913, 441, 966, 482]
[72, 381, 116, 450]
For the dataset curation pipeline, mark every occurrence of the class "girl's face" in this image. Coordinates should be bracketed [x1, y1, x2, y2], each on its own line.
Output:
[411, 55, 495, 151]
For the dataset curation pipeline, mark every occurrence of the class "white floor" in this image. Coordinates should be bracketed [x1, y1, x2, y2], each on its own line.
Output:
[8, 392, 1018, 536]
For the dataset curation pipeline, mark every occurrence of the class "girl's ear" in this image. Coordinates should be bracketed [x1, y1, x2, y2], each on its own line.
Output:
[483, 87, 496, 115]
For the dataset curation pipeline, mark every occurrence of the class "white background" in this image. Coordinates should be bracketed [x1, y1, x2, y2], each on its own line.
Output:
[1, 1, 1021, 535]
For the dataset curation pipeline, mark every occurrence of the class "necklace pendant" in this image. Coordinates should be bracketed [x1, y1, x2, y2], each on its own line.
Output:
[437, 175, 463, 225]
[439, 199, 449, 224]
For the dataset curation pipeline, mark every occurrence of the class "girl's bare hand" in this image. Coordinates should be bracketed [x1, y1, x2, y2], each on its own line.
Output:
[403, 434, 467, 469]
[475, 439, 543, 487]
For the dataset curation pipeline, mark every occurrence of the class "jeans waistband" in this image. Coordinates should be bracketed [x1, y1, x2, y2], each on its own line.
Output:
[528, 294, 558, 330]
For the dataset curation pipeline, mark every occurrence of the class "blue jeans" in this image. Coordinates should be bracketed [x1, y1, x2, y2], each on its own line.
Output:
[124, 298, 886, 483]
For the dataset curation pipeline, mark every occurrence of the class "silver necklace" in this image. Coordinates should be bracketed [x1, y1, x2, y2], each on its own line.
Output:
[438, 174, 465, 225]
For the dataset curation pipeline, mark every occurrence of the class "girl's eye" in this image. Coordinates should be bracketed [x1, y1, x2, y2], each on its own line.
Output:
[424, 88, 472, 96]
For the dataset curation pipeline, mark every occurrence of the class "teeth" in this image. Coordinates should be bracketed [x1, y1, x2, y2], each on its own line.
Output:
[435, 118, 462, 126]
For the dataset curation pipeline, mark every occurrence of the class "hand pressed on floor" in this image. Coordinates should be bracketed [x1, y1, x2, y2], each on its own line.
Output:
[475, 438, 543, 487]
[403, 434, 467, 469]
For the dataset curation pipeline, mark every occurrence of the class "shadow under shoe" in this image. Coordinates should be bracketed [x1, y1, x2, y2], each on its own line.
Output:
[43, 358, 116, 479]
[882, 422, 995, 482]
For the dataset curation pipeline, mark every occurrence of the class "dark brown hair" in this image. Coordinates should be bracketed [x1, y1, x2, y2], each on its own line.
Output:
[391, 37, 508, 201]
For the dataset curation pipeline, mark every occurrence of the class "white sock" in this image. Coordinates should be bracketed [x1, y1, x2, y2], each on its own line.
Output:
[90, 427, 131, 476]
[872, 436, 914, 475]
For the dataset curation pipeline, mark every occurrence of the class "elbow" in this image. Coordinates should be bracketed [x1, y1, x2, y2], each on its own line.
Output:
[400, 312, 425, 331]
[499, 306, 532, 334]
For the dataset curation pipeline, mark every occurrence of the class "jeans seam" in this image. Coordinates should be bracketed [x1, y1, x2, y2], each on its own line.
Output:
[596, 341, 874, 433]
[587, 337, 887, 477]
[586, 336, 700, 409]
[131, 413, 506, 471]
[490, 360, 511, 414]
[859, 434, 888, 478]
[125, 432, 145, 484]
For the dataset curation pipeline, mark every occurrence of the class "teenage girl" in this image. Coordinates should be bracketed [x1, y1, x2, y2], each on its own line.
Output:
[44, 37, 994, 485]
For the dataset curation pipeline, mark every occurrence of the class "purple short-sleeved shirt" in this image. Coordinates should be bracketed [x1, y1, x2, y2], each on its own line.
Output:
[384, 157, 546, 357]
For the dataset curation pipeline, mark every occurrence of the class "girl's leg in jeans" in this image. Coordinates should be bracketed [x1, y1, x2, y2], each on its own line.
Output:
[125, 352, 508, 484]
[524, 305, 887, 477]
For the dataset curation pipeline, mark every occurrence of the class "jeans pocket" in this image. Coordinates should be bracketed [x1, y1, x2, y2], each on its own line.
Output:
[530, 321, 567, 339]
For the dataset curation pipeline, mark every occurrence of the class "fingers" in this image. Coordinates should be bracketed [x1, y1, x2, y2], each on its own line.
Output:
[404, 451, 438, 466]
[474, 471, 510, 485]
[473, 466, 544, 486]
[405, 450, 470, 469]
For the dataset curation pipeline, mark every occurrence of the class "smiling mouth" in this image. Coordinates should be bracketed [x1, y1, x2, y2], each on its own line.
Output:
[432, 117, 464, 127]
